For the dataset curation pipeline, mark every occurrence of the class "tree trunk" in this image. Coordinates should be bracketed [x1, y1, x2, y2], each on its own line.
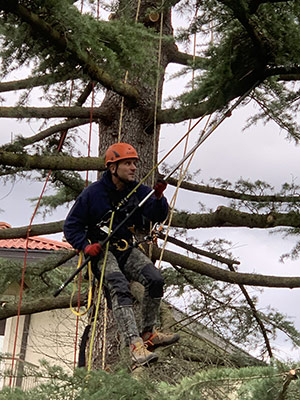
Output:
[97, 0, 173, 184]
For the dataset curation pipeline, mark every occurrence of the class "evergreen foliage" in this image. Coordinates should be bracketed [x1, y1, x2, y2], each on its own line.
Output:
[0, 0, 158, 83]
[1, 0, 300, 388]
[0, 362, 300, 400]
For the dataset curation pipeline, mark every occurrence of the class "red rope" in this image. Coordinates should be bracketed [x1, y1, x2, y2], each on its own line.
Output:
[11, 0, 99, 378]
[9, 173, 51, 386]
[73, 3, 98, 370]
[9, 79, 75, 384]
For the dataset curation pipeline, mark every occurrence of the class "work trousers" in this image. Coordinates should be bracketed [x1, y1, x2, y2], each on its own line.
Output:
[99, 247, 164, 346]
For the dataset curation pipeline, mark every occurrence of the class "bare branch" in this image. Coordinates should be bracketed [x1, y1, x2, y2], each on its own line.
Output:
[167, 47, 206, 67]
[15, 82, 95, 147]
[1, 203, 299, 242]
[226, 262, 273, 358]
[0, 221, 65, 239]
[0, 150, 105, 171]
[265, 65, 300, 81]
[161, 233, 240, 265]
[16, 118, 91, 147]
[172, 206, 300, 229]
[0, 106, 110, 119]
[0, 72, 75, 93]
[166, 176, 300, 203]
[0, 292, 85, 320]
[154, 246, 300, 288]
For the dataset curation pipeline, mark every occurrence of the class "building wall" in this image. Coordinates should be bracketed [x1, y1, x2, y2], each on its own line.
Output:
[0, 309, 88, 390]
[26, 309, 87, 372]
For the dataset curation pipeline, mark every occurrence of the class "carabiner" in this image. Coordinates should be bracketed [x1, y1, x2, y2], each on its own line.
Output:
[114, 239, 129, 251]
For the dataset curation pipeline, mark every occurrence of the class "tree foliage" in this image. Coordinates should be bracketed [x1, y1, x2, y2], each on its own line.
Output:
[1, 360, 300, 400]
[1, 0, 300, 377]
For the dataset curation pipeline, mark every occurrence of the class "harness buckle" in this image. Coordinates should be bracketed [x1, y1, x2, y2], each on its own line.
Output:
[113, 239, 129, 251]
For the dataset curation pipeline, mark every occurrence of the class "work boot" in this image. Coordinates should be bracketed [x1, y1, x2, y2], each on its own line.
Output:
[142, 329, 180, 349]
[130, 338, 158, 366]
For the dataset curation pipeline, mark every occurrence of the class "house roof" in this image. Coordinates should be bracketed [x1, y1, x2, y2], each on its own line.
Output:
[0, 222, 72, 251]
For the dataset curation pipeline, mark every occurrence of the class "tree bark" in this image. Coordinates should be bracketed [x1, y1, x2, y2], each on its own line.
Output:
[0, 292, 85, 320]
[152, 246, 300, 288]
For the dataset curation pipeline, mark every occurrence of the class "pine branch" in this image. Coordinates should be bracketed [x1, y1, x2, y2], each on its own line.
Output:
[167, 48, 206, 67]
[14, 118, 90, 147]
[1, 205, 300, 242]
[153, 246, 300, 288]
[157, 101, 210, 124]
[225, 262, 273, 358]
[4, 222, 300, 288]
[276, 369, 298, 400]
[9, 81, 95, 148]
[219, 0, 267, 65]
[50, 171, 85, 196]
[0, 1, 139, 102]
[249, 0, 292, 14]
[34, 250, 77, 275]
[157, 82, 259, 124]
[0, 72, 75, 93]
[0, 151, 105, 171]
[171, 265, 238, 311]
[0, 102, 213, 126]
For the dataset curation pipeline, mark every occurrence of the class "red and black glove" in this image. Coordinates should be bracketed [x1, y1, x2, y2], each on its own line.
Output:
[84, 243, 102, 257]
[153, 179, 167, 199]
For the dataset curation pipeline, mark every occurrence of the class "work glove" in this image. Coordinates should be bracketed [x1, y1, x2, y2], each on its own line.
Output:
[84, 242, 102, 257]
[153, 179, 167, 199]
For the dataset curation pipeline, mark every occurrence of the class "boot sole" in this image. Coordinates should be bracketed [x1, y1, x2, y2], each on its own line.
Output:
[133, 352, 159, 366]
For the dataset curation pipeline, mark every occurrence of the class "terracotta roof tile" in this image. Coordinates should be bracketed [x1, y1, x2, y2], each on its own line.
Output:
[0, 236, 72, 251]
[0, 222, 72, 251]
[0, 222, 12, 229]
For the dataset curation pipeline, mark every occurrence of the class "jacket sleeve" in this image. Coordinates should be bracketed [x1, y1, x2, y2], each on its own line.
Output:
[63, 192, 90, 251]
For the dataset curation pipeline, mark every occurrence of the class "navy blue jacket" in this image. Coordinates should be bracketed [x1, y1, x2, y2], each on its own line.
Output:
[63, 171, 169, 251]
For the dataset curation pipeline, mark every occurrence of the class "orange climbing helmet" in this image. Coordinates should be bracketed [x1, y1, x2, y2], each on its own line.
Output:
[105, 142, 139, 167]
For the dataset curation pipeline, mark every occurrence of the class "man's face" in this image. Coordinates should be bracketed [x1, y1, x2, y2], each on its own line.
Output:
[111, 158, 137, 183]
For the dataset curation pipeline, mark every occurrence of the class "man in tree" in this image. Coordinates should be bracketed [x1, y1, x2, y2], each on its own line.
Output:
[64, 142, 180, 365]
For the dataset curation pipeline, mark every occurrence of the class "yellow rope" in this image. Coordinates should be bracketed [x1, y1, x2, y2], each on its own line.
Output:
[87, 211, 115, 372]
[101, 297, 108, 370]
[117, 71, 128, 142]
[151, 9, 164, 186]
[70, 251, 93, 317]
[157, 113, 212, 268]
[157, 9, 201, 268]
[149, 8, 164, 258]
